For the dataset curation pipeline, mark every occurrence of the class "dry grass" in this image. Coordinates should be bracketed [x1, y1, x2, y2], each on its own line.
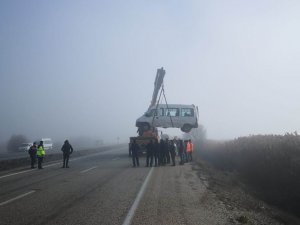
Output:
[195, 133, 300, 217]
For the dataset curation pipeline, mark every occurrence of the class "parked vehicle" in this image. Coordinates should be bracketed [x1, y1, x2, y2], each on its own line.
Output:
[18, 143, 32, 152]
[41, 138, 53, 150]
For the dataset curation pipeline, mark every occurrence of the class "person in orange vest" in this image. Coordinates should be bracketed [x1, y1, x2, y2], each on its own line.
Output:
[186, 139, 193, 162]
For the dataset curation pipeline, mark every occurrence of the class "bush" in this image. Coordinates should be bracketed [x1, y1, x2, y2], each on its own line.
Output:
[197, 133, 300, 217]
[7, 135, 29, 152]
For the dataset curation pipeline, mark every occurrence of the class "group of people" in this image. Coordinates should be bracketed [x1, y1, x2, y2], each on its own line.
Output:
[28, 140, 74, 169]
[130, 138, 194, 167]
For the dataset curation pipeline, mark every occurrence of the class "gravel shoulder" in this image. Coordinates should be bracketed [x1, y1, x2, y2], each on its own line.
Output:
[132, 156, 300, 225]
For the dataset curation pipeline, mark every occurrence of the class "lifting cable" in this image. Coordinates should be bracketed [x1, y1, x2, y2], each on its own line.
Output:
[151, 84, 174, 128]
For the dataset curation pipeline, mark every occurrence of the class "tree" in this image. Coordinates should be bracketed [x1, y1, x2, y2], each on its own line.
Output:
[7, 134, 28, 152]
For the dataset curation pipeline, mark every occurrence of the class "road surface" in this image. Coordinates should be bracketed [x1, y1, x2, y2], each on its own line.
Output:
[0, 146, 299, 225]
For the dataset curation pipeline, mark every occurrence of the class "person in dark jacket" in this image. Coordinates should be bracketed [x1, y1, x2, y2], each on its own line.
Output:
[178, 139, 185, 165]
[165, 138, 170, 164]
[169, 140, 176, 166]
[130, 139, 140, 167]
[61, 140, 73, 168]
[153, 139, 159, 167]
[146, 140, 154, 167]
[28, 142, 37, 168]
[159, 139, 165, 166]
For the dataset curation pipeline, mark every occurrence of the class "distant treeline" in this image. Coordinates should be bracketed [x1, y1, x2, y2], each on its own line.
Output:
[196, 133, 300, 217]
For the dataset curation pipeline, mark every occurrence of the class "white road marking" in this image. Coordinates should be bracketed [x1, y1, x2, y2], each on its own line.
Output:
[80, 166, 97, 174]
[0, 190, 36, 206]
[44, 162, 61, 168]
[112, 157, 121, 161]
[0, 170, 32, 179]
[122, 167, 154, 225]
[0, 147, 125, 180]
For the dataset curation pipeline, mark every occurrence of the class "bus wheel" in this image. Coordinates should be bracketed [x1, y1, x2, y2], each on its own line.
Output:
[181, 124, 192, 133]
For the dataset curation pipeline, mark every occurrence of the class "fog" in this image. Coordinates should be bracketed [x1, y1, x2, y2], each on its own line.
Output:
[0, 1, 300, 145]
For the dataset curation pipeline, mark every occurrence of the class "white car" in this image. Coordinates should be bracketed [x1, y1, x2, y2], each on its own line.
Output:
[18, 143, 32, 152]
[41, 138, 53, 150]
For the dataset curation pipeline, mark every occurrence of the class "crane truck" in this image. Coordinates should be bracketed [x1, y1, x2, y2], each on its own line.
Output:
[128, 67, 199, 155]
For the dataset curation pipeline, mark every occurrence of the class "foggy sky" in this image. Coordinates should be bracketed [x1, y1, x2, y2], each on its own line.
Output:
[1, 0, 300, 143]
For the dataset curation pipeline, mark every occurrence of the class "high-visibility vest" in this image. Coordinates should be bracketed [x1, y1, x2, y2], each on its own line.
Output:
[37, 146, 45, 157]
[186, 142, 191, 153]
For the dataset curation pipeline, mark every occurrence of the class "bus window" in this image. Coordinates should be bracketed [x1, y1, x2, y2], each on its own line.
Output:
[181, 108, 194, 117]
[158, 108, 164, 116]
[165, 108, 179, 117]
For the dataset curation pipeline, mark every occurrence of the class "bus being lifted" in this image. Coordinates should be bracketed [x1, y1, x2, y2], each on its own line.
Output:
[136, 104, 198, 133]
[129, 67, 199, 155]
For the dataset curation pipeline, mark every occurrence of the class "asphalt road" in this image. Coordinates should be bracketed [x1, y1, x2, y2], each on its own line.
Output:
[1, 146, 299, 225]
[0, 146, 91, 160]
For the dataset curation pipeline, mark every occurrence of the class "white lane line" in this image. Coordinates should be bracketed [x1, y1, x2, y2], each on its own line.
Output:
[112, 157, 121, 161]
[122, 167, 154, 225]
[44, 162, 61, 168]
[80, 166, 97, 174]
[0, 162, 62, 179]
[0, 170, 32, 180]
[0, 147, 125, 180]
[0, 190, 36, 206]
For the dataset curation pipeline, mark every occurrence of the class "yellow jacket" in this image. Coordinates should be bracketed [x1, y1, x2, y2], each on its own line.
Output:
[37, 146, 45, 157]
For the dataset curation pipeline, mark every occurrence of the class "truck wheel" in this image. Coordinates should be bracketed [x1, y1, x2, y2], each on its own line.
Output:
[181, 124, 192, 133]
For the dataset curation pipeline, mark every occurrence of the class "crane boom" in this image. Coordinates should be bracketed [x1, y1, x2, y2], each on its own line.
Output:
[148, 67, 165, 110]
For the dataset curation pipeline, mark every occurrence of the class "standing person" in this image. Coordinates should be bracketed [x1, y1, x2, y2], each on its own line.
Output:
[153, 139, 159, 167]
[37, 141, 45, 169]
[169, 140, 176, 166]
[130, 139, 140, 167]
[28, 142, 37, 168]
[184, 140, 189, 162]
[188, 139, 194, 161]
[174, 139, 178, 156]
[165, 138, 170, 164]
[178, 139, 185, 165]
[146, 140, 154, 167]
[61, 140, 73, 168]
[186, 140, 192, 162]
[159, 139, 165, 166]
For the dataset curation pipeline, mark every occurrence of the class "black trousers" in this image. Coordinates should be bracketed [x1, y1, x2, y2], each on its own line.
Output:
[146, 151, 153, 166]
[188, 152, 193, 161]
[184, 151, 188, 162]
[170, 151, 176, 166]
[63, 153, 70, 167]
[132, 154, 139, 167]
[153, 152, 159, 166]
[179, 151, 185, 164]
[166, 150, 170, 163]
[37, 157, 43, 169]
[30, 155, 36, 168]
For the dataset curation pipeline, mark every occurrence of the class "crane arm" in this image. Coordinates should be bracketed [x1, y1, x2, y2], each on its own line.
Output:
[148, 67, 165, 110]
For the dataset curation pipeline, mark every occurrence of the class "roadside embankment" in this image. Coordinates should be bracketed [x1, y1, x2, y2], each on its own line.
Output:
[194, 134, 300, 218]
[0, 144, 126, 171]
